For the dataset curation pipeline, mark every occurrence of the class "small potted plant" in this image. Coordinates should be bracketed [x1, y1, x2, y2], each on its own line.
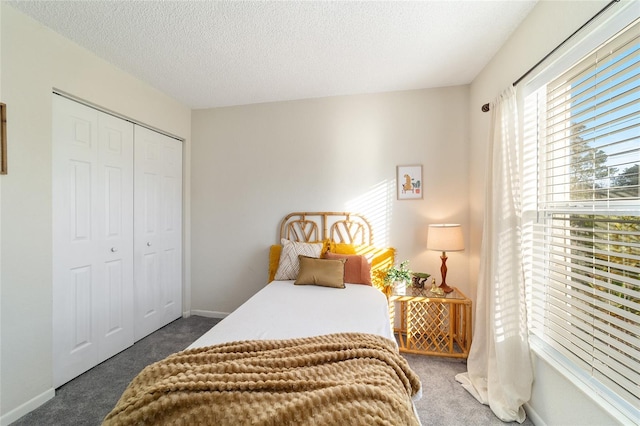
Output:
[383, 260, 412, 296]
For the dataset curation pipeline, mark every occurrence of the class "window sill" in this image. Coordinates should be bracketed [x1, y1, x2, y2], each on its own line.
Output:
[529, 336, 638, 425]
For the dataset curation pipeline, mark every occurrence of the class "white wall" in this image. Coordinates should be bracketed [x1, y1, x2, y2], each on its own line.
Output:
[0, 5, 191, 423]
[469, 0, 624, 424]
[191, 87, 470, 315]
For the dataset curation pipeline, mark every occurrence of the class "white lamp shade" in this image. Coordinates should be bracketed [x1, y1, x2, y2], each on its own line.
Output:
[427, 224, 464, 252]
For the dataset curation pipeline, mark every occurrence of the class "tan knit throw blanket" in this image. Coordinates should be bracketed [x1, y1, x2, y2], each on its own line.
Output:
[103, 332, 421, 426]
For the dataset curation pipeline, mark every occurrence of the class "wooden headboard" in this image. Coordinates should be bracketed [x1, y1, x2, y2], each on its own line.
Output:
[279, 212, 373, 245]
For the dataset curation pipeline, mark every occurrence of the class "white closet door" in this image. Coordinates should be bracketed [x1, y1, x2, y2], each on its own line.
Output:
[52, 95, 134, 387]
[133, 126, 182, 341]
[96, 112, 135, 362]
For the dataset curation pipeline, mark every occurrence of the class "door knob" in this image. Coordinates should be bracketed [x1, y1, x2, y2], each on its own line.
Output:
[146, 242, 152, 247]
[110, 247, 118, 253]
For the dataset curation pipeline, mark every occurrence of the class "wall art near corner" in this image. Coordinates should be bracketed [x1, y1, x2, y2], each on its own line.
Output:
[0, 103, 6, 175]
[397, 164, 422, 200]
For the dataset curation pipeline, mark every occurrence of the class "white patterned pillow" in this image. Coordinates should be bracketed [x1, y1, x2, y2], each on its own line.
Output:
[274, 239, 323, 280]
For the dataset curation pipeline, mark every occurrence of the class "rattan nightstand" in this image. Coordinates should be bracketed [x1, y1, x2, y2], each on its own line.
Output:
[389, 286, 472, 358]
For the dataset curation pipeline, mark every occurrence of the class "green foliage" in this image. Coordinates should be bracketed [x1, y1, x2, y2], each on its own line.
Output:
[570, 124, 612, 201]
[565, 123, 639, 318]
[567, 214, 640, 317]
[383, 260, 412, 287]
[611, 164, 639, 199]
[613, 164, 639, 187]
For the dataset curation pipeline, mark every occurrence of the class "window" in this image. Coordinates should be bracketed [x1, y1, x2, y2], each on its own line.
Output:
[523, 18, 639, 418]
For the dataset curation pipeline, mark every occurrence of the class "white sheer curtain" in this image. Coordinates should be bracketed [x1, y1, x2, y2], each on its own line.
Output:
[455, 86, 533, 423]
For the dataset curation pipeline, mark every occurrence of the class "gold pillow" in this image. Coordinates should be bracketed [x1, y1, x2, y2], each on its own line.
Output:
[294, 255, 346, 288]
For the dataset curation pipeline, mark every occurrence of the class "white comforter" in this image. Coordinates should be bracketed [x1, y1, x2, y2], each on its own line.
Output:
[189, 280, 394, 348]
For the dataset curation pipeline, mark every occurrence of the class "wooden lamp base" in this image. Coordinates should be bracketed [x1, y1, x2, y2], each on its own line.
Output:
[439, 252, 454, 293]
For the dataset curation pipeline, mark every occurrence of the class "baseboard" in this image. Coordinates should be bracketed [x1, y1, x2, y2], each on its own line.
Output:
[524, 402, 545, 426]
[190, 309, 229, 319]
[1, 388, 55, 426]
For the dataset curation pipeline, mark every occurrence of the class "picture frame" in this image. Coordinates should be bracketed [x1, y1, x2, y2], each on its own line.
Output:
[397, 164, 422, 200]
[1, 103, 6, 175]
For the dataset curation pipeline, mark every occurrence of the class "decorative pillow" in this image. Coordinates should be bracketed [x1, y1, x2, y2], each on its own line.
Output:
[324, 252, 372, 286]
[330, 243, 358, 255]
[329, 244, 395, 289]
[294, 256, 346, 288]
[268, 245, 282, 282]
[274, 239, 324, 280]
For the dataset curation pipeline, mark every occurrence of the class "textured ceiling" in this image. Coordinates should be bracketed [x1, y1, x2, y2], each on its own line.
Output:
[10, 1, 537, 109]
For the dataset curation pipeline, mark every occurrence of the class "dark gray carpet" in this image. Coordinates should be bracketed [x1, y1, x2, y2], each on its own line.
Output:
[407, 354, 534, 425]
[12, 316, 220, 426]
[13, 316, 534, 425]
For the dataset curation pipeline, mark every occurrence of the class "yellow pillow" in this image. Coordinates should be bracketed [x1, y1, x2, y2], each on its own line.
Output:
[294, 255, 346, 288]
[330, 242, 357, 254]
[329, 244, 395, 289]
[268, 245, 282, 283]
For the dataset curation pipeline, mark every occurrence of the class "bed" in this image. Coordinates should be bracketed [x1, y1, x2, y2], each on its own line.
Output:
[103, 212, 422, 425]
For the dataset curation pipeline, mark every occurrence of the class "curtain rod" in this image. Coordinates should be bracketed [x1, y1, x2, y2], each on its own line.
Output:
[481, 0, 620, 113]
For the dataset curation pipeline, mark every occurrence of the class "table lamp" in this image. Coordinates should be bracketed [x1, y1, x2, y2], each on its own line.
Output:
[426, 224, 464, 293]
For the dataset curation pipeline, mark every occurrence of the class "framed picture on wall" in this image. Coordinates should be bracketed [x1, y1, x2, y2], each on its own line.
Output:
[397, 164, 422, 200]
[1, 103, 6, 175]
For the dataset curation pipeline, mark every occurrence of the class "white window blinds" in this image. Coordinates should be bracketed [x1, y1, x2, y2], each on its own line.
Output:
[524, 18, 639, 417]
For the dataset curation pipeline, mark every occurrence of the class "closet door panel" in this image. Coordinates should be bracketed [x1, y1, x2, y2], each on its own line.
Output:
[158, 137, 183, 322]
[53, 96, 101, 387]
[69, 161, 93, 242]
[141, 251, 160, 317]
[135, 168, 162, 338]
[53, 96, 134, 386]
[134, 126, 182, 341]
[69, 266, 93, 351]
[104, 259, 125, 332]
[96, 113, 134, 364]
[160, 247, 180, 313]
[161, 164, 182, 313]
